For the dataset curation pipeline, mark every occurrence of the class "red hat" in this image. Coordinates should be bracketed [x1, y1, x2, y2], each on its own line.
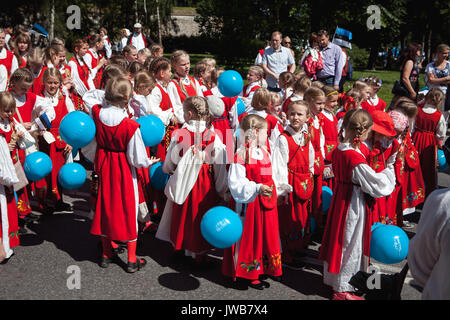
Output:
[371, 111, 397, 137]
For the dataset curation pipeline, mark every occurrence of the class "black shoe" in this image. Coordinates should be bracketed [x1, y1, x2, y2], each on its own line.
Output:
[54, 201, 72, 212]
[248, 280, 265, 290]
[0, 252, 15, 264]
[99, 255, 118, 268]
[126, 258, 147, 273]
[269, 275, 283, 283]
[18, 227, 28, 235]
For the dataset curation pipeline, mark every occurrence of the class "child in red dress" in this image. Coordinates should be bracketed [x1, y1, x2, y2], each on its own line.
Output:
[361, 76, 386, 113]
[273, 100, 315, 267]
[412, 88, 447, 198]
[0, 91, 21, 261]
[240, 66, 263, 112]
[34, 68, 75, 215]
[319, 109, 396, 300]
[156, 96, 228, 264]
[222, 114, 282, 290]
[303, 87, 326, 227]
[90, 77, 159, 273]
[281, 75, 312, 115]
[321, 86, 339, 191]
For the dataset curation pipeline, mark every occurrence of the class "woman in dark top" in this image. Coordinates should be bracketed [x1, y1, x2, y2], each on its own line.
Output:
[393, 43, 422, 103]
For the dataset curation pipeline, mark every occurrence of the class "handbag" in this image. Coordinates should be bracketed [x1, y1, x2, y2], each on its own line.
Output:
[13, 160, 29, 192]
[392, 80, 410, 97]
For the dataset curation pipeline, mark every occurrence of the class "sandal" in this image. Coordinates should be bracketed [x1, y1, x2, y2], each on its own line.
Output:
[127, 258, 147, 273]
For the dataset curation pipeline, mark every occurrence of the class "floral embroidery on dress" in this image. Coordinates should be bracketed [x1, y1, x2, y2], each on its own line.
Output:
[263, 253, 282, 271]
[9, 231, 19, 240]
[239, 259, 261, 273]
[17, 199, 31, 213]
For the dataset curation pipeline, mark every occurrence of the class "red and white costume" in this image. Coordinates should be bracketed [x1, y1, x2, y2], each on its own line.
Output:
[412, 104, 447, 198]
[239, 82, 261, 112]
[319, 143, 396, 292]
[30, 66, 48, 95]
[273, 124, 315, 261]
[68, 55, 96, 109]
[156, 120, 228, 256]
[321, 109, 339, 190]
[0, 47, 18, 79]
[90, 104, 153, 241]
[84, 48, 104, 89]
[0, 118, 20, 259]
[222, 145, 282, 280]
[361, 95, 386, 114]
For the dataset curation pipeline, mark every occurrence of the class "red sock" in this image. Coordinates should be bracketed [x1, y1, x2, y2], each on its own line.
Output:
[101, 237, 113, 258]
[127, 240, 137, 263]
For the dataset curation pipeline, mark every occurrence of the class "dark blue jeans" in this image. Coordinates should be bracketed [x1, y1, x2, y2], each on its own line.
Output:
[318, 76, 335, 87]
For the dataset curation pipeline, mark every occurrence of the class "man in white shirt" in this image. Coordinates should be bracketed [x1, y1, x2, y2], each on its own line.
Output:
[261, 31, 296, 92]
[128, 23, 153, 52]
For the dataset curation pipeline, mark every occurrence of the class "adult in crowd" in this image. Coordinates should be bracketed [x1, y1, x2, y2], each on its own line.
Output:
[316, 30, 345, 90]
[127, 23, 153, 52]
[261, 31, 296, 92]
[425, 43, 450, 119]
[408, 186, 450, 300]
[392, 43, 422, 103]
[282, 36, 296, 62]
[119, 28, 131, 52]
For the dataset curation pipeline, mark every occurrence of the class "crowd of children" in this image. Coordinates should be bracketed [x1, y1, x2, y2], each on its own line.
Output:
[0, 26, 448, 300]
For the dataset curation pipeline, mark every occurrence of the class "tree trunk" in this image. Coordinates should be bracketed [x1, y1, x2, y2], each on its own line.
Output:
[49, 0, 55, 41]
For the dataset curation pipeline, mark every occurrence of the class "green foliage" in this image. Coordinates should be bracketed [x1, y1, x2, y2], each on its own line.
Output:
[346, 44, 370, 70]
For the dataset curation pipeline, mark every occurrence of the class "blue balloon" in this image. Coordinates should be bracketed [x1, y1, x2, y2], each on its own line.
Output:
[23, 151, 52, 181]
[201, 206, 243, 249]
[136, 115, 166, 147]
[58, 163, 87, 190]
[370, 225, 409, 264]
[438, 149, 448, 171]
[322, 186, 333, 211]
[371, 222, 385, 233]
[149, 162, 169, 190]
[218, 70, 244, 98]
[236, 97, 246, 116]
[59, 111, 96, 149]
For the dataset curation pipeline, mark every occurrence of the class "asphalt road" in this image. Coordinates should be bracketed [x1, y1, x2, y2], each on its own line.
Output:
[1, 169, 449, 302]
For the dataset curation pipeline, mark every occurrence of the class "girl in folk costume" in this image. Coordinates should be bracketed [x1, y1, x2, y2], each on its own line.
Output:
[364, 111, 399, 225]
[68, 38, 96, 111]
[336, 89, 363, 132]
[84, 34, 107, 89]
[129, 70, 159, 231]
[0, 28, 19, 81]
[0, 92, 22, 262]
[99, 27, 112, 59]
[352, 80, 371, 105]
[281, 75, 312, 115]
[268, 92, 286, 127]
[147, 57, 184, 161]
[321, 86, 339, 190]
[391, 99, 424, 227]
[156, 96, 228, 264]
[319, 109, 396, 300]
[299, 32, 323, 81]
[27, 47, 48, 95]
[34, 68, 75, 215]
[203, 68, 238, 161]
[412, 88, 447, 198]
[90, 77, 159, 273]
[272, 101, 315, 266]
[303, 87, 326, 227]
[193, 61, 209, 93]
[12, 32, 31, 69]
[361, 76, 386, 113]
[238, 88, 283, 153]
[49, 45, 76, 97]
[9, 68, 54, 221]
[278, 71, 295, 104]
[170, 50, 203, 107]
[222, 114, 282, 290]
[240, 66, 264, 112]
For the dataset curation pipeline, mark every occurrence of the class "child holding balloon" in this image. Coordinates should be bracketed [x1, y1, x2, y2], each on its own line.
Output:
[0, 91, 22, 258]
[90, 77, 159, 273]
[222, 114, 282, 290]
[272, 100, 315, 266]
[34, 68, 75, 215]
[156, 96, 228, 264]
[9, 68, 55, 220]
[319, 109, 396, 300]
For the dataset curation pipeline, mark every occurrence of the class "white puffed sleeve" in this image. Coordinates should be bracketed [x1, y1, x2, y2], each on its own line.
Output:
[146, 86, 175, 126]
[0, 65, 7, 92]
[33, 95, 56, 122]
[228, 162, 261, 204]
[272, 135, 291, 197]
[212, 136, 229, 196]
[68, 60, 89, 98]
[126, 128, 153, 169]
[351, 163, 396, 198]
[129, 94, 149, 119]
[436, 114, 447, 143]
[167, 82, 185, 125]
[0, 135, 19, 186]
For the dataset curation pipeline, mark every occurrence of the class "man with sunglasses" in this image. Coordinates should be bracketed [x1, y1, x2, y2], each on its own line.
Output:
[282, 36, 296, 64]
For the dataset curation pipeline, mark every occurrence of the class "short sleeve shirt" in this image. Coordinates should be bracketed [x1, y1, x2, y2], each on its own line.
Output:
[425, 61, 450, 94]
[262, 46, 295, 88]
